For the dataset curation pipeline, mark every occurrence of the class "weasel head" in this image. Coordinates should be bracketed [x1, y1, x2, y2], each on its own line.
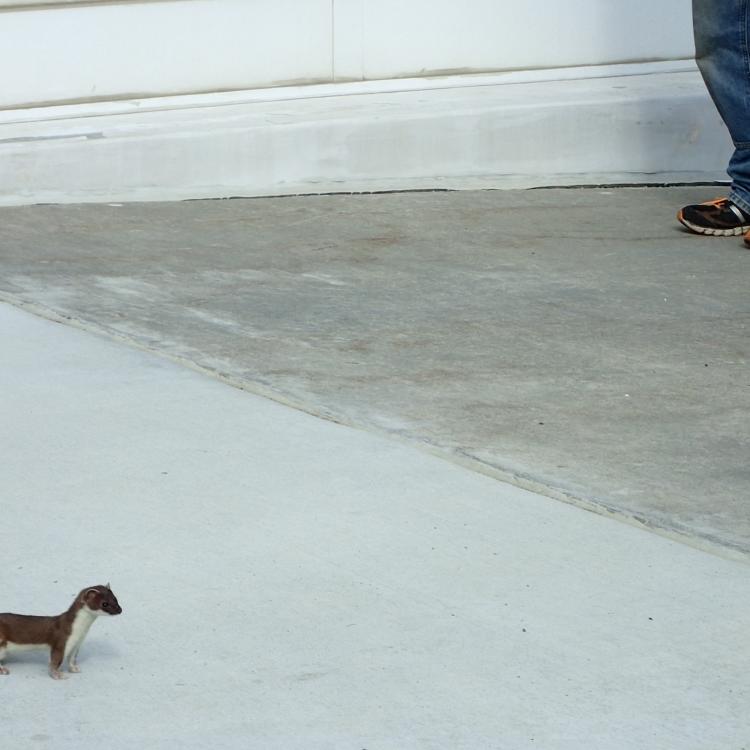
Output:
[80, 584, 122, 617]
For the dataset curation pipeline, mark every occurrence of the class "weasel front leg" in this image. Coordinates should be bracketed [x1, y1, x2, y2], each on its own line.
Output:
[68, 645, 81, 673]
[49, 644, 67, 680]
[0, 641, 8, 675]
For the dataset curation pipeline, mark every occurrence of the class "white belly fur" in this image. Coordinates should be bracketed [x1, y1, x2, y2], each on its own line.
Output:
[6, 642, 47, 654]
[2, 608, 97, 658]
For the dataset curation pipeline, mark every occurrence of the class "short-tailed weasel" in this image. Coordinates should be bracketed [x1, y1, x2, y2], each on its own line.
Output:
[0, 584, 122, 680]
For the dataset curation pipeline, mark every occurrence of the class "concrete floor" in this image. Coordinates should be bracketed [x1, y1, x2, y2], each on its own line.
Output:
[1, 186, 749, 558]
[2, 303, 749, 750]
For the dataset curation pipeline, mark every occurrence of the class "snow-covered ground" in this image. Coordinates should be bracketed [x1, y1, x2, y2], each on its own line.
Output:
[2, 302, 748, 750]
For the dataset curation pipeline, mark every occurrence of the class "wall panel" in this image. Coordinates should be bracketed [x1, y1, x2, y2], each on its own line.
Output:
[0, 0, 333, 108]
[333, 0, 694, 81]
[1, 0, 696, 109]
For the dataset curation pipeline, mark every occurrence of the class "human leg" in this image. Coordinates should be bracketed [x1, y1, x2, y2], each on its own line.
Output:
[679, 1, 750, 234]
[694, 0, 750, 212]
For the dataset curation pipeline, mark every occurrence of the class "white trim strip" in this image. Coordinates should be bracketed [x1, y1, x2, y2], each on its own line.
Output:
[0, 59, 697, 126]
[0, 0, 155, 8]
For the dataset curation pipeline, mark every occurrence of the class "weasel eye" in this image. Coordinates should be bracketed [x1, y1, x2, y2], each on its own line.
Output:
[102, 602, 110, 609]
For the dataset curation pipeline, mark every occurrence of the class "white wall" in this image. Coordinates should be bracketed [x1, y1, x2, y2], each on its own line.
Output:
[333, 1, 695, 80]
[0, 0, 333, 108]
[1, 0, 694, 109]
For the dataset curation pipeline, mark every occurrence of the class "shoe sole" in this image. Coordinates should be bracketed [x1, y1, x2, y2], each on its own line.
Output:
[677, 210, 750, 236]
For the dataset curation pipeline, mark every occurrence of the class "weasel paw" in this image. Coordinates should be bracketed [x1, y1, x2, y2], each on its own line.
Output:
[69, 665, 81, 674]
[50, 669, 68, 680]
[0, 666, 9, 675]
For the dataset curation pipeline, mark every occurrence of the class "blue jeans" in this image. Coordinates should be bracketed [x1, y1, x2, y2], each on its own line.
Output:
[694, 0, 750, 213]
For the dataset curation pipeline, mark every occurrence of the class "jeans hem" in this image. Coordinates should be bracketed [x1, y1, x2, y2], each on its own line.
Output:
[729, 188, 750, 215]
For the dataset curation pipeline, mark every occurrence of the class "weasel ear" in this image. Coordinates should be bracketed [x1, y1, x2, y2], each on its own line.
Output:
[83, 588, 100, 601]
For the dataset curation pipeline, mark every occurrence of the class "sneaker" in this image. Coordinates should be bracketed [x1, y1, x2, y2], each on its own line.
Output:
[677, 197, 750, 236]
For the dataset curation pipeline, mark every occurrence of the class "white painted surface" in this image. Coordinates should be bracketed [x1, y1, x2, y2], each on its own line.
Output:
[0, 66, 732, 207]
[1, 300, 749, 748]
[0, 61, 701, 126]
[2, 0, 693, 109]
[0, 0, 334, 108]
[332, 0, 694, 81]
[0, 0, 719, 204]
[0, 0, 103, 5]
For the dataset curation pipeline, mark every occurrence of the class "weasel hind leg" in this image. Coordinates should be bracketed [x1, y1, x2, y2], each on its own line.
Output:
[0, 641, 9, 675]
[49, 644, 67, 680]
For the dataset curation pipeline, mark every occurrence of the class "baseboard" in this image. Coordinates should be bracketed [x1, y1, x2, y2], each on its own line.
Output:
[0, 62, 733, 206]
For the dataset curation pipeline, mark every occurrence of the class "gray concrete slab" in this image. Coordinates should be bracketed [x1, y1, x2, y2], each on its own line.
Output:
[3, 302, 749, 750]
[1, 186, 748, 557]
